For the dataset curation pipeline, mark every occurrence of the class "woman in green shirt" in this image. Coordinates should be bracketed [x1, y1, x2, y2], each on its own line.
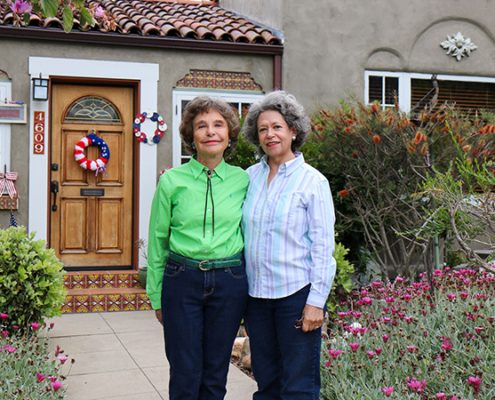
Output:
[146, 96, 249, 400]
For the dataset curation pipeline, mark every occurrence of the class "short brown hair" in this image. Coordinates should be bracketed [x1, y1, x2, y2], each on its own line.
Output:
[179, 96, 240, 155]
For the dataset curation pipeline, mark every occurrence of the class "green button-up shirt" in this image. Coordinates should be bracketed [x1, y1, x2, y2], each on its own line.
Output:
[146, 157, 249, 309]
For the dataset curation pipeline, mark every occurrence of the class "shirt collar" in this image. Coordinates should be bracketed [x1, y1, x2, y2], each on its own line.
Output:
[188, 157, 226, 180]
[261, 152, 304, 176]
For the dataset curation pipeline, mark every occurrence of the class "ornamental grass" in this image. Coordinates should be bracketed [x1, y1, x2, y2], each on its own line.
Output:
[321, 267, 495, 399]
[0, 315, 69, 399]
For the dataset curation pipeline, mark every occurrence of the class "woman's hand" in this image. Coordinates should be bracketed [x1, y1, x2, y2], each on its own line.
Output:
[301, 304, 324, 332]
[155, 309, 163, 325]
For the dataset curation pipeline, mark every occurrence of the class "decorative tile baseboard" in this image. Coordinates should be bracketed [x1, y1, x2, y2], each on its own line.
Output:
[62, 271, 151, 313]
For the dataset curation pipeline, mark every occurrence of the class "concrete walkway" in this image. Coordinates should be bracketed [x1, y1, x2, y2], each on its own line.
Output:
[48, 311, 256, 400]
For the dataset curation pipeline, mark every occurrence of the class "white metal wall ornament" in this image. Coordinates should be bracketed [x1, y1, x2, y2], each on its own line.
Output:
[440, 32, 478, 61]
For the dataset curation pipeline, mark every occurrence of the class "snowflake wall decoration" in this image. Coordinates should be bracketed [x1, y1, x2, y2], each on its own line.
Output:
[440, 32, 477, 61]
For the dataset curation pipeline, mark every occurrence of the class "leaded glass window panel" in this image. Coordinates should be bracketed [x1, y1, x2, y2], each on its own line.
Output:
[65, 96, 121, 123]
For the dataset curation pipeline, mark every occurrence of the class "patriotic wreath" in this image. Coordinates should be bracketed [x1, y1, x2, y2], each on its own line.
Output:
[74, 132, 110, 174]
[134, 111, 167, 144]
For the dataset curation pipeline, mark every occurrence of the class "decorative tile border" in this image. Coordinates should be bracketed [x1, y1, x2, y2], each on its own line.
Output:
[62, 293, 151, 313]
[64, 271, 143, 289]
[176, 70, 263, 92]
[62, 271, 150, 313]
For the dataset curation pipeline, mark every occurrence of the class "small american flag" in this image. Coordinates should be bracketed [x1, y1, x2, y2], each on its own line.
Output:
[9, 211, 17, 227]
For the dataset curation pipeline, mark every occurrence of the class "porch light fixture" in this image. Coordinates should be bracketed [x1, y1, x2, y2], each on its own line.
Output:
[32, 74, 49, 101]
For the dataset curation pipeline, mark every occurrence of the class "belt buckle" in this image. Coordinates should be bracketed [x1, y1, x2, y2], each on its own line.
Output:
[198, 260, 209, 271]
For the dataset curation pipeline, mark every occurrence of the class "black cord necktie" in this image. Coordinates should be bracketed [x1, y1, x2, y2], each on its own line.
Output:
[203, 169, 215, 238]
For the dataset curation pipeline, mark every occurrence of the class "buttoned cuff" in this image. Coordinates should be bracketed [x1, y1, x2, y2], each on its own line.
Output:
[306, 289, 328, 309]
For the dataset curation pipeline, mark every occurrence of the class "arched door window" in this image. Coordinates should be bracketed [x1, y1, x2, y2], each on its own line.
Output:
[65, 96, 121, 123]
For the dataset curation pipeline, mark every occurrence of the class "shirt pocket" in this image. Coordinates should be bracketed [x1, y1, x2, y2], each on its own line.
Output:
[275, 191, 307, 224]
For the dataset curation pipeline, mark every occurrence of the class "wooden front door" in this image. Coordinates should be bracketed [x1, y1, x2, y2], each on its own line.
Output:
[50, 84, 134, 269]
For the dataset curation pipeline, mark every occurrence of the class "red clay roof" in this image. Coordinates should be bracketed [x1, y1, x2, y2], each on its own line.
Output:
[0, 0, 282, 46]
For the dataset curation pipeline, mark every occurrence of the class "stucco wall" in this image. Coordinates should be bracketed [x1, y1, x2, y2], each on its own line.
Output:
[0, 37, 272, 228]
[221, 0, 283, 31]
[224, 0, 495, 112]
[280, 0, 495, 111]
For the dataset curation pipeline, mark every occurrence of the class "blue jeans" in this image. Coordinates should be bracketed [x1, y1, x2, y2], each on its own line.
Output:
[161, 258, 248, 400]
[245, 285, 321, 400]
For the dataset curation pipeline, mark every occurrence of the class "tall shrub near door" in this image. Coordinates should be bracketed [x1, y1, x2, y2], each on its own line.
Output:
[0, 227, 65, 331]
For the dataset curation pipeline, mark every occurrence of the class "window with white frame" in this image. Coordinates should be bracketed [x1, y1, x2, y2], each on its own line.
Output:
[172, 89, 264, 166]
[365, 70, 495, 115]
[0, 79, 12, 174]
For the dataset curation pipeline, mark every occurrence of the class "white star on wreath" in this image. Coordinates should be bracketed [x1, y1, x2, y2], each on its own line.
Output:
[440, 32, 477, 61]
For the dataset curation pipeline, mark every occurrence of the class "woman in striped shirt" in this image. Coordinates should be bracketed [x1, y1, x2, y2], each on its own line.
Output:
[241, 91, 337, 400]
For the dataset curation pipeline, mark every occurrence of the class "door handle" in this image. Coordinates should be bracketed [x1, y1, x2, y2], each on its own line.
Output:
[50, 180, 59, 212]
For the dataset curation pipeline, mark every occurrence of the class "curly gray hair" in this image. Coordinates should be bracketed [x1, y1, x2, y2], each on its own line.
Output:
[242, 91, 311, 153]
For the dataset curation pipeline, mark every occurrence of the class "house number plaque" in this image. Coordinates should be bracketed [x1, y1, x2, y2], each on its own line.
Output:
[33, 111, 45, 154]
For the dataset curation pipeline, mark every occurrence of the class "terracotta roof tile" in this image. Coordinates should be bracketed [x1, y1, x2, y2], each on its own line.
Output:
[0, 0, 282, 46]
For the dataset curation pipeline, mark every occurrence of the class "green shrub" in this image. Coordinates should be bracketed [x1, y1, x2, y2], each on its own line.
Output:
[1, 317, 67, 399]
[226, 130, 258, 170]
[326, 242, 355, 314]
[0, 227, 65, 330]
[306, 101, 494, 279]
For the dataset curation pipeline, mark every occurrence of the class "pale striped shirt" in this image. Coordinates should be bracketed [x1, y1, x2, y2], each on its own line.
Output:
[242, 153, 336, 308]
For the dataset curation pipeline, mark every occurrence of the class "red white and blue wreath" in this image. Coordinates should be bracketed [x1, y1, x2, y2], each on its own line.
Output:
[133, 111, 167, 144]
[74, 132, 110, 175]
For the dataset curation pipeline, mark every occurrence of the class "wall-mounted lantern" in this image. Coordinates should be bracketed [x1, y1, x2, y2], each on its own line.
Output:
[32, 74, 49, 101]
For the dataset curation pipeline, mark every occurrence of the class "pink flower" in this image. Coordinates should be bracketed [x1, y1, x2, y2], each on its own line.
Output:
[395, 276, 405, 284]
[2, 344, 17, 353]
[382, 386, 394, 397]
[1, 330, 9, 337]
[328, 349, 343, 359]
[436, 393, 447, 400]
[382, 334, 389, 343]
[0, 313, 8, 320]
[371, 280, 383, 288]
[366, 350, 376, 358]
[467, 376, 482, 394]
[57, 354, 69, 364]
[407, 377, 427, 393]
[36, 372, 46, 383]
[385, 296, 395, 304]
[31, 322, 41, 331]
[460, 291, 469, 300]
[349, 342, 360, 351]
[447, 293, 456, 301]
[402, 294, 412, 302]
[406, 345, 417, 353]
[375, 347, 383, 355]
[54, 345, 62, 357]
[474, 326, 484, 334]
[51, 380, 63, 392]
[94, 5, 105, 18]
[361, 296, 373, 305]
[8, 0, 32, 14]
[441, 338, 453, 352]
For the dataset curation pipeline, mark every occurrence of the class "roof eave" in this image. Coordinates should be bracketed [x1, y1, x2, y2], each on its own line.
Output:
[0, 26, 283, 55]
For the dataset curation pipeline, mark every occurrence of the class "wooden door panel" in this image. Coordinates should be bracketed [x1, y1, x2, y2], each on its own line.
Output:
[62, 129, 90, 185]
[60, 198, 89, 253]
[98, 133, 123, 185]
[50, 84, 134, 268]
[96, 199, 123, 253]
